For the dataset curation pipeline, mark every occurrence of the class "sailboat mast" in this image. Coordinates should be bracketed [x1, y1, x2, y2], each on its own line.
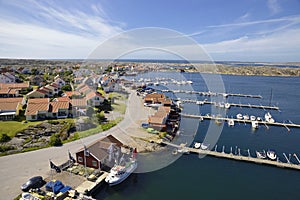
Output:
[269, 88, 273, 106]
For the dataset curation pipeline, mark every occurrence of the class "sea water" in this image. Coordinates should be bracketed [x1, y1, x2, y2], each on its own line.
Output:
[95, 72, 300, 200]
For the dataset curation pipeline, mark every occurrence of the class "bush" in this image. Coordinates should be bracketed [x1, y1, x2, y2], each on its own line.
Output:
[0, 134, 11, 143]
[49, 134, 62, 146]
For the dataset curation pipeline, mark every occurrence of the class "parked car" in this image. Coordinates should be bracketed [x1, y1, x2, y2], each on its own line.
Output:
[21, 176, 46, 192]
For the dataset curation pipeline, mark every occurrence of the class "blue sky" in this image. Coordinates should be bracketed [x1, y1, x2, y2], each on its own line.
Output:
[0, 0, 300, 61]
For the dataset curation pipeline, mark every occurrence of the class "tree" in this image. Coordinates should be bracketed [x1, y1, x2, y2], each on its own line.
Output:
[86, 107, 95, 117]
[49, 134, 62, 146]
[0, 134, 11, 143]
[61, 84, 72, 91]
[95, 111, 105, 124]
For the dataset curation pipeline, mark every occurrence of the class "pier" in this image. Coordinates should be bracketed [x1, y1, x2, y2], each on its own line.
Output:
[180, 113, 300, 130]
[178, 99, 279, 110]
[76, 172, 108, 196]
[159, 141, 300, 171]
[156, 89, 262, 99]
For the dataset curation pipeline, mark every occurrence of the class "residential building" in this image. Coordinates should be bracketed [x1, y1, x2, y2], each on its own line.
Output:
[25, 98, 70, 121]
[85, 91, 105, 106]
[0, 98, 24, 120]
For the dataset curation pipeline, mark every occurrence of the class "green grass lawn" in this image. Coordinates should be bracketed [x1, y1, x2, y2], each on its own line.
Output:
[112, 102, 126, 114]
[0, 121, 41, 137]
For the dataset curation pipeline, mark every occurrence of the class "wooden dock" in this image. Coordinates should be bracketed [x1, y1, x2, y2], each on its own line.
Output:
[76, 172, 108, 195]
[178, 99, 279, 110]
[160, 141, 300, 171]
[156, 89, 262, 99]
[180, 113, 300, 130]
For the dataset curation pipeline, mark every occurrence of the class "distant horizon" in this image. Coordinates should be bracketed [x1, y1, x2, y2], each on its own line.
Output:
[1, 1, 300, 62]
[0, 57, 299, 64]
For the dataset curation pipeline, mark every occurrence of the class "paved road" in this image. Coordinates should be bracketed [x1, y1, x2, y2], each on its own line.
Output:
[0, 89, 149, 200]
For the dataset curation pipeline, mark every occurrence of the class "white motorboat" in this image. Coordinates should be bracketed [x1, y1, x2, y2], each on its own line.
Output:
[256, 150, 267, 159]
[194, 142, 201, 149]
[105, 150, 137, 186]
[177, 148, 190, 154]
[243, 115, 249, 120]
[266, 150, 277, 161]
[225, 103, 231, 109]
[236, 113, 243, 119]
[228, 119, 235, 126]
[250, 115, 256, 121]
[257, 117, 262, 121]
[201, 143, 210, 150]
[251, 121, 259, 129]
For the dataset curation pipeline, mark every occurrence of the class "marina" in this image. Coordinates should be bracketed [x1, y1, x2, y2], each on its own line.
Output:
[155, 88, 263, 99]
[159, 140, 300, 171]
[180, 113, 300, 131]
[176, 99, 279, 110]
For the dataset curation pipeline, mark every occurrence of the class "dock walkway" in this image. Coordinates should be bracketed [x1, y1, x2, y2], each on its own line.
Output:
[160, 141, 300, 171]
[181, 113, 300, 130]
[178, 99, 279, 110]
[156, 89, 262, 99]
[76, 172, 108, 195]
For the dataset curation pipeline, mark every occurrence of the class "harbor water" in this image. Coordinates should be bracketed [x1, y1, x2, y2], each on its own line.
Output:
[95, 72, 300, 200]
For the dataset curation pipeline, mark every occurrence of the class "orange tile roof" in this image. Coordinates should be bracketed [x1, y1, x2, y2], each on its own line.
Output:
[25, 103, 49, 115]
[0, 102, 20, 111]
[0, 82, 30, 89]
[70, 98, 87, 107]
[148, 116, 165, 124]
[64, 91, 81, 97]
[50, 101, 69, 113]
[55, 96, 70, 102]
[0, 97, 23, 103]
[28, 98, 50, 104]
[85, 91, 104, 100]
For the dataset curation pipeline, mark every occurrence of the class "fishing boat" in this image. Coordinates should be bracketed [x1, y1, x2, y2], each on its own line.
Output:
[228, 119, 235, 126]
[266, 150, 277, 161]
[105, 149, 137, 186]
[194, 142, 201, 149]
[251, 121, 259, 129]
[256, 150, 267, 159]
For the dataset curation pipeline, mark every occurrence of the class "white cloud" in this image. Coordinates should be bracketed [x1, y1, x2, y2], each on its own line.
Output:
[203, 28, 300, 61]
[267, 0, 281, 15]
[0, 0, 124, 59]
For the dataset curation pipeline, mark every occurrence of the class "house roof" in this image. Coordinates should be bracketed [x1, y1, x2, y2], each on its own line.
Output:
[50, 101, 69, 113]
[54, 96, 70, 102]
[25, 103, 49, 115]
[78, 85, 92, 94]
[70, 98, 87, 107]
[0, 88, 18, 95]
[28, 98, 49, 104]
[0, 102, 20, 111]
[145, 93, 165, 99]
[148, 116, 165, 124]
[0, 97, 23, 103]
[64, 91, 81, 97]
[85, 91, 104, 100]
[0, 82, 30, 89]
